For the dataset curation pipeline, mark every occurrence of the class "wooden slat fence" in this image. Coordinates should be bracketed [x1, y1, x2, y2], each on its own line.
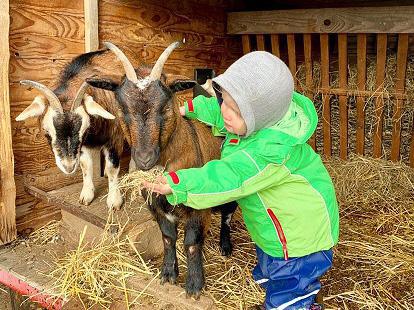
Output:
[228, 7, 414, 166]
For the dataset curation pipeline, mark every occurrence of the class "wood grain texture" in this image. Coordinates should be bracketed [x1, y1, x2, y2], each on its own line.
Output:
[320, 34, 331, 158]
[228, 6, 414, 34]
[0, 0, 17, 244]
[84, 0, 99, 52]
[373, 34, 387, 158]
[356, 34, 367, 155]
[256, 34, 265, 51]
[287, 34, 297, 87]
[390, 34, 408, 161]
[338, 34, 348, 159]
[242, 34, 251, 54]
[270, 34, 280, 58]
[303, 34, 316, 150]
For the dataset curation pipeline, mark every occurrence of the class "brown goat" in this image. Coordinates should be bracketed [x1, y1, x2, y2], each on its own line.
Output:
[16, 51, 128, 209]
[86, 42, 237, 298]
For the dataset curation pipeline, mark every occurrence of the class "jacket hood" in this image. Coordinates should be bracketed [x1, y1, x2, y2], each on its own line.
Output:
[255, 92, 318, 146]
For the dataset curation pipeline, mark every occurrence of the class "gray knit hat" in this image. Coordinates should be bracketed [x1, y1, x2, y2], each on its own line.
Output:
[213, 51, 294, 137]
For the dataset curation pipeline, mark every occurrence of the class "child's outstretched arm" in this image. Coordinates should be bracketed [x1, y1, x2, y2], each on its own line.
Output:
[145, 141, 290, 209]
[181, 95, 225, 133]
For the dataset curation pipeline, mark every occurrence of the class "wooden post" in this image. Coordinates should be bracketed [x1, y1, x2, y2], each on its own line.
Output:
[242, 35, 251, 54]
[338, 34, 348, 159]
[320, 34, 331, 158]
[356, 34, 367, 155]
[303, 34, 316, 151]
[84, 0, 102, 176]
[0, 0, 17, 244]
[390, 34, 408, 161]
[373, 34, 387, 158]
[84, 0, 99, 52]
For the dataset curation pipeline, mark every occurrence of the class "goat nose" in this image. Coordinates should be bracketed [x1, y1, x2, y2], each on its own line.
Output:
[63, 163, 75, 173]
[137, 152, 152, 165]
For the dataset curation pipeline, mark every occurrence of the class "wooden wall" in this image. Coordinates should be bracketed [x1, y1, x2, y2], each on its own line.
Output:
[9, 0, 243, 232]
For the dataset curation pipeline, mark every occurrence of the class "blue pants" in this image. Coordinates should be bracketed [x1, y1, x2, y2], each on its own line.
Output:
[252, 247, 333, 310]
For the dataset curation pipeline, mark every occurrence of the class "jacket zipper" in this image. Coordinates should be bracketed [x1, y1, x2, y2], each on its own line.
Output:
[266, 208, 289, 260]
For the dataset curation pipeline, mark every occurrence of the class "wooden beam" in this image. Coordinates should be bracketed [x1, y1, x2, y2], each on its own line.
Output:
[0, 0, 17, 245]
[228, 6, 414, 34]
[84, 0, 99, 52]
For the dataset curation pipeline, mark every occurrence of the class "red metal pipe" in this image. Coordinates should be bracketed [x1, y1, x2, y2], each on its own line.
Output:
[0, 268, 64, 309]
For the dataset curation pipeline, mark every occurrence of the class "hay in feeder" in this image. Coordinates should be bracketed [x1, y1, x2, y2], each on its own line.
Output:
[118, 166, 165, 207]
[47, 218, 157, 309]
[169, 155, 414, 309]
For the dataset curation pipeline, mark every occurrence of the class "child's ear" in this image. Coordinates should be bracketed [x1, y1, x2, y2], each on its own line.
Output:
[83, 95, 115, 119]
[168, 79, 197, 93]
[86, 77, 120, 92]
[15, 95, 47, 121]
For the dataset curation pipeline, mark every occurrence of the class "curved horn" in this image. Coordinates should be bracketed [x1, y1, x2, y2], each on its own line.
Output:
[149, 41, 181, 81]
[20, 80, 63, 113]
[104, 41, 138, 83]
[71, 82, 89, 111]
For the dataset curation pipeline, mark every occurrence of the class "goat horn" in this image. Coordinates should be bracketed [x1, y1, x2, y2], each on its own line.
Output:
[71, 82, 89, 111]
[149, 41, 181, 81]
[104, 41, 138, 83]
[20, 80, 63, 113]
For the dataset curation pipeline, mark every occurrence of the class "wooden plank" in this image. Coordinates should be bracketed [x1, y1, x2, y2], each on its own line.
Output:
[338, 34, 348, 159]
[320, 34, 331, 158]
[356, 34, 367, 155]
[256, 34, 265, 51]
[242, 34, 251, 54]
[373, 34, 387, 158]
[9, 3, 84, 40]
[390, 33, 409, 161]
[84, 0, 99, 52]
[228, 6, 414, 34]
[304, 34, 316, 150]
[287, 34, 297, 87]
[0, 0, 17, 245]
[270, 34, 280, 58]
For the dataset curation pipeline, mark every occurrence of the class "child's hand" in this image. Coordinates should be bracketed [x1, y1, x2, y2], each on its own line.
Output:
[179, 106, 185, 116]
[142, 176, 172, 195]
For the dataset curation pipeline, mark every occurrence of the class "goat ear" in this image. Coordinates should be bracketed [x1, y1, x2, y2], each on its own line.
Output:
[169, 79, 197, 93]
[86, 78, 119, 91]
[193, 83, 212, 98]
[16, 96, 47, 121]
[83, 95, 115, 120]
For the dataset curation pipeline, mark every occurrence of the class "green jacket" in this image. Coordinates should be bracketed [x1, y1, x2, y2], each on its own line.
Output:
[165, 92, 339, 258]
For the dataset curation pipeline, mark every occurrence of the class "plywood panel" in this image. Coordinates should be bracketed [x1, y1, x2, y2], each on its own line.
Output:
[9, 0, 242, 232]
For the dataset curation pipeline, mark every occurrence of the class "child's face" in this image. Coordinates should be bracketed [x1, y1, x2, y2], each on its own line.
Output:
[221, 90, 247, 136]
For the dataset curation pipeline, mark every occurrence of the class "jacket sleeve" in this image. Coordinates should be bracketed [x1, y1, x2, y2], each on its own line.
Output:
[184, 95, 225, 130]
[164, 141, 291, 209]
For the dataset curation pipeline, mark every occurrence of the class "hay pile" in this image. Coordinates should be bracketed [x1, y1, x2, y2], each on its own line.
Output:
[323, 155, 414, 309]
[48, 220, 157, 309]
[296, 55, 414, 163]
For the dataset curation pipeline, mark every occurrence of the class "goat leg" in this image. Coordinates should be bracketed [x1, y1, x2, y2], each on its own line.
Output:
[103, 146, 123, 210]
[147, 195, 179, 285]
[79, 147, 95, 205]
[218, 201, 237, 256]
[184, 210, 208, 299]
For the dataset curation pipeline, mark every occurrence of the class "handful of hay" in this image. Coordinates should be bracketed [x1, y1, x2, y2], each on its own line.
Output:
[48, 220, 156, 309]
[118, 166, 165, 206]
